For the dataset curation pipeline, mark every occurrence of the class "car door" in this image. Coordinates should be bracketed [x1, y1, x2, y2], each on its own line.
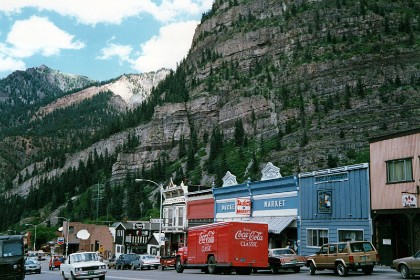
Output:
[327, 244, 338, 268]
[316, 245, 330, 269]
[412, 251, 420, 274]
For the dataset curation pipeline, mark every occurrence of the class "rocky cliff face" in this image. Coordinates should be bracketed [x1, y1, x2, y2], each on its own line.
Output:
[111, 0, 419, 183]
[2, 0, 420, 198]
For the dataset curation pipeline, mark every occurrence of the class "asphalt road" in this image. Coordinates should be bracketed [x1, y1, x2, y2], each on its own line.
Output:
[24, 260, 417, 280]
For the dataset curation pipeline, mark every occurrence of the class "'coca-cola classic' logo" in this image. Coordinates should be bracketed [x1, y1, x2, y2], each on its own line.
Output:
[199, 231, 215, 244]
[234, 229, 263, 241]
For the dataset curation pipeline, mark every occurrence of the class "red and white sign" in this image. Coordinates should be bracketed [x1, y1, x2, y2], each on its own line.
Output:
[236, 198, 251, 216]
[402, 194, 417, 208]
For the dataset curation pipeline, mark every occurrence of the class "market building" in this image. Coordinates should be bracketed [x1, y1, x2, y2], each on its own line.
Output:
[213, 163, 299, 250]
[369, 128, 420, 265]
[298, 163, 372, 256]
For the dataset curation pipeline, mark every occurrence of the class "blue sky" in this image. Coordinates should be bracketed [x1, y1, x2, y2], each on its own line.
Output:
[0, 0, 213, 81]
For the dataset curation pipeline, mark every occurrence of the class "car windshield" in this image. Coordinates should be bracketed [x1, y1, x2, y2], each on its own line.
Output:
[25, 259, 38, 265]
[350, 242, 374, 253]
[272, 249, 295, 256]
[126, 254, 137, 260]
[1, 240, 23, 257]
[71, 253, 98, 263]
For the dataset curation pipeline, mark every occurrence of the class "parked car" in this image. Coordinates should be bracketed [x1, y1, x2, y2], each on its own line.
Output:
[24, 258, 41, 274]
[49, 255, 64, 270]
[267, 247, 306, 273]
[131, 254, 160, 270]
[115, 253, 138, 269]
[306, 241, 379, 277]
[391, 250, 420, 279]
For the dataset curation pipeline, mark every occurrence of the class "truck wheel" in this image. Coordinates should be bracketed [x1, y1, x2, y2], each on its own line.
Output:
[175, 257, 184, 273]
[362, 266, 373, 275]
[309, 262, 316, 275]
[336, 263, 348, 277]
[237, 267, 252, 275]
[223, 268, 232, 275]
[207, 256, 217, 274]
[61, 272, 67, 280]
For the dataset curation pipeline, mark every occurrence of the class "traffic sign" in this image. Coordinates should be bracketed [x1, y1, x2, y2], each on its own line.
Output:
[57, 237, 64, 245]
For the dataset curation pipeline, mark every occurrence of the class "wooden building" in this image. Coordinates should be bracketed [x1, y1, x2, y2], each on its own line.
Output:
[369, 128, 420, 265]
[298, 163, 372, 256]
[213, 163, 299, 250]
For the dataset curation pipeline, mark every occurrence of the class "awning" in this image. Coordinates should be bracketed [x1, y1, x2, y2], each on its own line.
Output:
[251, 216, 294, 234]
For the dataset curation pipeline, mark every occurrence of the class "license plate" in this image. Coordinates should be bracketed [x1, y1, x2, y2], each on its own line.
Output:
[88, 271, 94, 275]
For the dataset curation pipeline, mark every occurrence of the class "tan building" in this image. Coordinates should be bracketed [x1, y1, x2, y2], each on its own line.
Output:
[369, 128, 420, 265]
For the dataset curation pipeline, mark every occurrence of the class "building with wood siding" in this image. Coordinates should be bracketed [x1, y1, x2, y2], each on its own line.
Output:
[369, 128, 420, 265]
[213, 163, 299, 250]
[298, 163, 372, 256]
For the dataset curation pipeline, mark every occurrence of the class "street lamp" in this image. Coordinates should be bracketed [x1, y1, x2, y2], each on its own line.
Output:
[25, 224, 37, 251]
[135, 179, 163, 256]
[56, 217, 70, 259]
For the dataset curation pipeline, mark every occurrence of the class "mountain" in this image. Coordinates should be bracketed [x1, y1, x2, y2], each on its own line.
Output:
[0, 0, 419, 229]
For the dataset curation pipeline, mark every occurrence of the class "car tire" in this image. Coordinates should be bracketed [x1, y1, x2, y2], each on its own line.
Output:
[400, 264, 410, 279]
[362, 266, 373, 275]
[270, 264, 279, 274]
[61, 271, 67, 280]
[336, 263, 349, 277]
[309, 262, 316, 275]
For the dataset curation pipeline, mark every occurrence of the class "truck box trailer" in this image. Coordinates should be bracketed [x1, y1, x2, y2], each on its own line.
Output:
[175, 221, 268, 275]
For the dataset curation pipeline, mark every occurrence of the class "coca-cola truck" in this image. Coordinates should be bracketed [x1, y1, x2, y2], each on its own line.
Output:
[175, 221, 268, 275]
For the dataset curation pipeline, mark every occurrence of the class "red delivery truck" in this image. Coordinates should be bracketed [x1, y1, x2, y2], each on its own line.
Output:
[175, 221, 268, 275]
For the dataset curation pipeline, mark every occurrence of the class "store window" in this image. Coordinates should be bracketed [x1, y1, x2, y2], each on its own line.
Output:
[307, 229, 328, 247]
[386, 158, 413, 183]
[338, 230, 363, 241]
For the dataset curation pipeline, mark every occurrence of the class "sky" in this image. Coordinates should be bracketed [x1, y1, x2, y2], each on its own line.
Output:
[0, 0, 213, 81]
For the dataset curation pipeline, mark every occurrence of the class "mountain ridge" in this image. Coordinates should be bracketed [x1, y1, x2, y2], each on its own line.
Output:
[0, 0, 419, 229]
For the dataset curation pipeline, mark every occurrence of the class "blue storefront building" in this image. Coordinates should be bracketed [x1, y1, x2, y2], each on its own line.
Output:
[298, 163, 373, 256]
[213, 163, 300, 249]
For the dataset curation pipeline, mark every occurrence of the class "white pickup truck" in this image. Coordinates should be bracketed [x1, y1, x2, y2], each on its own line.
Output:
[60, 252, 107, 280]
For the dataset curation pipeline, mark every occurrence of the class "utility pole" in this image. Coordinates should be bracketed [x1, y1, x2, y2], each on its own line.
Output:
[93, 182, 103, 221]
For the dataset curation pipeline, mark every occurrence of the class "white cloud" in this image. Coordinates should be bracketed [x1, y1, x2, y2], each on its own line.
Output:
[0, 0, 213, 25]
[6, 16, 84, 58]
[0, 51, 26, 72]
[132, 20, 198, 72]
[97, 43, 133, 65]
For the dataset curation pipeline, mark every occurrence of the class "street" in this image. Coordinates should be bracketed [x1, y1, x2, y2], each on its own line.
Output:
[24, 260, 417, 280]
